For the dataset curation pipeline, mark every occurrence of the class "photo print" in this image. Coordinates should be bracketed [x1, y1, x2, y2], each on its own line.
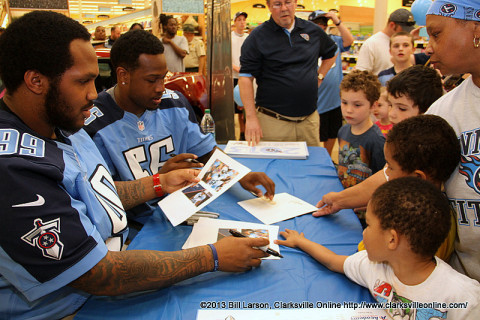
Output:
[202, 159, 239, 192]
[183, 184, 212, 207]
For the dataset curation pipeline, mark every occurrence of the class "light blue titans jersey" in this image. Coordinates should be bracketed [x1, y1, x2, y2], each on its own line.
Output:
[0, 101, 128, 319]
[84, 89, 216, 220]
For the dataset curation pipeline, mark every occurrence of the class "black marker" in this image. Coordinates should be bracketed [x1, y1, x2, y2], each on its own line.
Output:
[229, 229, 284, 258]
[170, 153, 201, 164]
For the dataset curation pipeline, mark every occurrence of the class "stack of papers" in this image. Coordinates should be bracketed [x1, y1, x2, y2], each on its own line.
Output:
[183, 218, 282, 260]
[238, 193, 318, 225]
[224, 141, 309, 159]
[159, 149, 250, 226]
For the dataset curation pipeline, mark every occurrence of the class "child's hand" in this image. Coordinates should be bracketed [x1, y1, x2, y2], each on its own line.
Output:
[275, 229, 305, 248]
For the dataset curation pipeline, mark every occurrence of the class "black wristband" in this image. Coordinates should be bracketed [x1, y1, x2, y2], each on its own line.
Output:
[335, 20, 341, 26]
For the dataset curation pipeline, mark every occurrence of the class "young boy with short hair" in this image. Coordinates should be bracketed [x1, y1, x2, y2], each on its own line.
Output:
[378, 32, 414, 87]
[276, 177, 480, 319]
[387, 65, 443, 125]
[359, 115, 460, 261]
[337, 70, 385, 189]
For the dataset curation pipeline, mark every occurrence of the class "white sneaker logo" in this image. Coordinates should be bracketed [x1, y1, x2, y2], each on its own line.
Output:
[12, 194, 45, 208]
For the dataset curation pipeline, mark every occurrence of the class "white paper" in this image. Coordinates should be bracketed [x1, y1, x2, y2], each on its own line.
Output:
[158, 149, 251, 226]
[183, 218, 281, 260]
[224, 141, 309, 159]
[238, 193, 318, 225]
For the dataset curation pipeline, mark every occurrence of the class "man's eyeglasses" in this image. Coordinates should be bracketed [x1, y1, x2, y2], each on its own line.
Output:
[271, 1, 295, 9]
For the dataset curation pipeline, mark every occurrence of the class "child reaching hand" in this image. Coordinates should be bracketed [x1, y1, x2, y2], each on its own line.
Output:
[276, 177, 480, 319]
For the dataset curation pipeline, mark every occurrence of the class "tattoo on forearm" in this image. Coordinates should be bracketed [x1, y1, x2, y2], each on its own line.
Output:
[115, 180, 147, 210]
[70, 247, 213, 295]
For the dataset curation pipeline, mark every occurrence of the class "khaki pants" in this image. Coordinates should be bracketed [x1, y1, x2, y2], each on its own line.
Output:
[257, 109, 321, 146]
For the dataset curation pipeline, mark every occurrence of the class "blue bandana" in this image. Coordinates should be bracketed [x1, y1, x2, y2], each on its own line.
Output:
[427, 1, 480, 21]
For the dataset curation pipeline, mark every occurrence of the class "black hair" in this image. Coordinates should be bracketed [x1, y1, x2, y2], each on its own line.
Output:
[110, 30, 164, 71]
[386, 115, 460, 184]
[386, 65, 443, 113]
[159, 14, 174, 28]
[371, 177, 451, 258]
[0, 11, 90, 93]
[313, 17, 329, 27]
[129, 23, 144, 31]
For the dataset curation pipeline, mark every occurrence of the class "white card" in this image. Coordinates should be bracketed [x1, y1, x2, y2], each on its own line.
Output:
[238, 192, 318, 225]
[158, 149, 251, 226]
[224, 140, 309, 159]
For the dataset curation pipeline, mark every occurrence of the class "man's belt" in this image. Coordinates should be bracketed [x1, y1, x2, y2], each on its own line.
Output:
[256, 106, 305, 123]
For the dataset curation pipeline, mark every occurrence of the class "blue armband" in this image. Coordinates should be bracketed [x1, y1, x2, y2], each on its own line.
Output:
[207, 244, 219, 272]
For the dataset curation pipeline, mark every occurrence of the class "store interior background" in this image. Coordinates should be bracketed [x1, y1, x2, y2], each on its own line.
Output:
[0, 0, 417, 149]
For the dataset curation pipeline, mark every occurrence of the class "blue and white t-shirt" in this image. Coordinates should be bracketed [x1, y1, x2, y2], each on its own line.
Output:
[0, 100, 128, 319]
[84, 88, 216, 220]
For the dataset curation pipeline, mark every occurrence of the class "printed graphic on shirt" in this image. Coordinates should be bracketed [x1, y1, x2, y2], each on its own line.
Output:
[21, 218, 64, 260]
[372, 280, 447, 320]
[452, 130, 480, 228]
[337, 139, 372, 189]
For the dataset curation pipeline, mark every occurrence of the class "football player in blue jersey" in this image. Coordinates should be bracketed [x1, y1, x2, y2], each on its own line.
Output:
[0, 11, 269, 319]
[83, 29, 275, 224]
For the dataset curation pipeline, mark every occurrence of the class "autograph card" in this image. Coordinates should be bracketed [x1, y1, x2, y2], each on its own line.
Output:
[158, 149, 251, 226]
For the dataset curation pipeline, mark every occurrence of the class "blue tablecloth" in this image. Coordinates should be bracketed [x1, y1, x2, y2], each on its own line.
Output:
[75, 147, 373, 320]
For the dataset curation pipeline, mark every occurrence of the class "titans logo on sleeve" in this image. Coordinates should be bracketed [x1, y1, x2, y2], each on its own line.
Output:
[21, 218, 64, 260]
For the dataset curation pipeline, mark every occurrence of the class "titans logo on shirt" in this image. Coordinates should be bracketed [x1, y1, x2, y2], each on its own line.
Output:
[21, 218, 64, 260]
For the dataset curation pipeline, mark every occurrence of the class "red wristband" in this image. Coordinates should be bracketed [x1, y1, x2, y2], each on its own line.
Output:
[152, 174, 164, 197]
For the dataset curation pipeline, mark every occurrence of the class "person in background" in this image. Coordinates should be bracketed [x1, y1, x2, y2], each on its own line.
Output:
[93, 26, 106, 41]
[105, 25, 121, 48]
[372, 87, 392, 137]
[183, 24, 206, 74]
[386, 65, 443, 126]
[239, 0, 338, 147]
[83, 30, 275, 226]
[92, 26, 107, 48]
[316, 65, 444, 219]
[0, 12, 270, 319]
[160, 14, 188, 73]
[129, 23, 144, 31]
[232, 11, 249, 141]
[308, 9, 354, 156]
[378, 31, 415, 86]
[337, 70, 385, 190]
[276, 177, 480, 319]
[356, 8, 415, 75]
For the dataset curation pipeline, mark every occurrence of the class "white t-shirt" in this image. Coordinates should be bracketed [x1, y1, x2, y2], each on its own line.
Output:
[161, 35, 189, 73]
[231, 31, 248, 79]
[426, 76, 480, 282]
[344, 250, 480, 320]
[355, 31, 392, 75]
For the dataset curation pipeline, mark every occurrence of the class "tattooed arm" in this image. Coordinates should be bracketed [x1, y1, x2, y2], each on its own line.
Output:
[69, 237, 269, 295]
[115, 168, 201, 210]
